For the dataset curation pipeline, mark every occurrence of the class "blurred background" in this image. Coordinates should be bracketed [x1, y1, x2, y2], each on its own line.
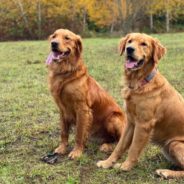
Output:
[1, 0, 184, 41]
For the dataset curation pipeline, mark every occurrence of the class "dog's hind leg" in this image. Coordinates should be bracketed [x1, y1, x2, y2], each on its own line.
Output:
[99, 115, 125, 153]
[156, 141, 184, 179]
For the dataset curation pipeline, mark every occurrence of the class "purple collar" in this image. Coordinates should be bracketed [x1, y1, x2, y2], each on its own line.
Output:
[141, 68, 157, 86]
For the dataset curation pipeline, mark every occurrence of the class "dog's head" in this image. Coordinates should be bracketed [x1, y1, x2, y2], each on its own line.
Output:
[47, 29, 82, 64]
[119, 33, 166, 71]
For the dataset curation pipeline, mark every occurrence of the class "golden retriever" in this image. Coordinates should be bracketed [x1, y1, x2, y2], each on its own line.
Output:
[45, 29, 126, 160]
[97, 33, 184, 179]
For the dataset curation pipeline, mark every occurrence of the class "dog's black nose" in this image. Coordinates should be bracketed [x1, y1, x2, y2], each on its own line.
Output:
[126, 47, 135, 55]
[51, 41, 59, 51]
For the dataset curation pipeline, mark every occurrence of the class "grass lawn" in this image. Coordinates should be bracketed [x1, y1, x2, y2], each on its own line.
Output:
[0, 33, 184, 184]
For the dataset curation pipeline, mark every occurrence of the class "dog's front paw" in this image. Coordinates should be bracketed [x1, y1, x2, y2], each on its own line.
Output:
[68, 149, 82, 159]
[96, 160, 113, 169]
[55, 144, 67, 155]
[118, 160, 134, 171]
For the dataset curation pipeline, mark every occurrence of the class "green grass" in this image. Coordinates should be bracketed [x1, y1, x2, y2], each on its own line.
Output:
[0, 33, 184, 184]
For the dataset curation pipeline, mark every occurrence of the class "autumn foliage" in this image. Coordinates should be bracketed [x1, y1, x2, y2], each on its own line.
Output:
[0, 0, 184, 40]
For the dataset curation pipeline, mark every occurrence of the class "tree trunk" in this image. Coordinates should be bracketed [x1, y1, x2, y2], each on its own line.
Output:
[12, 0, 33, 38]
[166, 9, 170, 32]
[82, 9, 87, 33]
[37, 0, 42, 39]
[110, 23, 114, 33]
[165, 0, 170, 32]
[150, 13, 153, 31]
[116, 0, 124, 32]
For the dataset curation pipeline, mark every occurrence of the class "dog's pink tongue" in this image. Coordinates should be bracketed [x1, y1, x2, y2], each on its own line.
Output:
[46, 52, 53, 65]
[125, 60, 137, 69]
[53, 52, 61, 60]
[45, 52, 60, 65]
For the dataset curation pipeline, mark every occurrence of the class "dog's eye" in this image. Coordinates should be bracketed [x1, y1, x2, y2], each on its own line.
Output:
[128, 40, 132, 43]
[141, 42, 147, 46]
[52, 34, 56, 39]
[65, 36, 70, 40]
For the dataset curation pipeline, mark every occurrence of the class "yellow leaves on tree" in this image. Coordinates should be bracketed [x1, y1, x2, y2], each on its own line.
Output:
[43, 0, 85, 20]
[87, 0, 119, 27]
[149, 0, 184, 17]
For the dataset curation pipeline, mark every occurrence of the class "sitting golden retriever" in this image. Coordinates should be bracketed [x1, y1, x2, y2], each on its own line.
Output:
[97, 33, 184, 179]
[45, 29, 126, 160]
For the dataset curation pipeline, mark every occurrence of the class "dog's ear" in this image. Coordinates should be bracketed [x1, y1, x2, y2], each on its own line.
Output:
[152, 38, 166, 63]
[75, 35, 83, 58]
[119, 34, 130, 56]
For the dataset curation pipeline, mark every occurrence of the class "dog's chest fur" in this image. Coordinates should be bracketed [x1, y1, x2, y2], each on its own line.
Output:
[123, 87, 161, 124]
[49, 72, 87, 120]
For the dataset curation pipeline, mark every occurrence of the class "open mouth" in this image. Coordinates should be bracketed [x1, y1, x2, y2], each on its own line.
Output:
[125, 55, 144, 70]
[52, 50, 70, 60]
[46, 49, 70, 65]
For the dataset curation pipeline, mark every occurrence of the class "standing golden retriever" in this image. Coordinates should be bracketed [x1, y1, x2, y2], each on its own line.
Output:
[97, 33, 184, 179]
[45, 29, 126, 160]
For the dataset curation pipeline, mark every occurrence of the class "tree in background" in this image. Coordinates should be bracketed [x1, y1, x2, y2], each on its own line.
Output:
[0, 0, 184, 40]
[148, 0, 184, 32]
[118, 0, 149, 33]
[77, 0, 89, 32]
[87, 0, 119, 32]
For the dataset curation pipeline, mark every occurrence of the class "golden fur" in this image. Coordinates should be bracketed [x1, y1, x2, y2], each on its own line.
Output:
[47, 29, 126, 159]
[97, 33, 184, 179]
